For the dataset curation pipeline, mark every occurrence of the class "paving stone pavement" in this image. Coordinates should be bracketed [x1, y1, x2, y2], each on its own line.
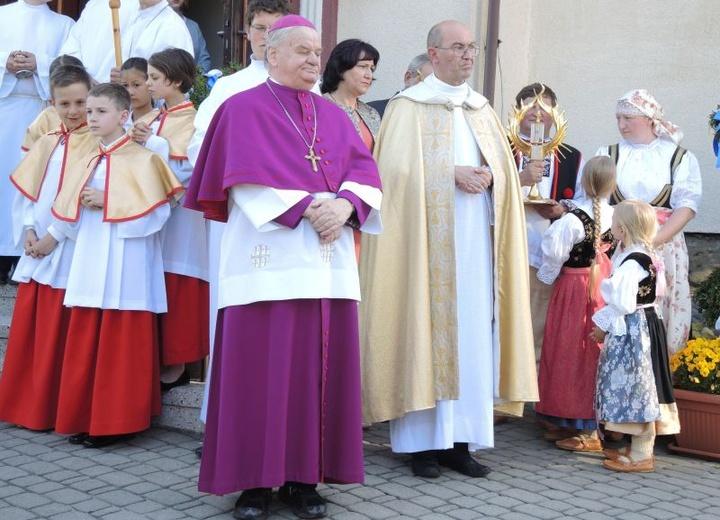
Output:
[1, 416, 719, 520]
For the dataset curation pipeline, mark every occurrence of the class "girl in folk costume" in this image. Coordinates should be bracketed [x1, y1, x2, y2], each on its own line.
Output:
[0, 66, 96, 431]
[135, 48, 209, 390]
[120, 57, 155, 127]
[536, 156, 616, 451]
[590, 200, 679, 473]
[50, 83, 183, 448]
[597, 90, 701, 355]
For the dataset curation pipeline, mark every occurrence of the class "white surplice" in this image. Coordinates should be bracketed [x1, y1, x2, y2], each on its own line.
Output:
[11, 143, 75, 289]
[62, 144, 170, 312]
[60, 0, 139, 83]
[148, 118, 208, 281]
[122, 2, 193, 61]
[389, 75, 497, 453]
[0, 1, 74, 257]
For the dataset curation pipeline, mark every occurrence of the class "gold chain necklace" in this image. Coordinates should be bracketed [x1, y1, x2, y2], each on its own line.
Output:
[265, 80, 321, 172]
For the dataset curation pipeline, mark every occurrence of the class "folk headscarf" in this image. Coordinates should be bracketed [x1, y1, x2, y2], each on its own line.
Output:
[616, 89, 683, 145]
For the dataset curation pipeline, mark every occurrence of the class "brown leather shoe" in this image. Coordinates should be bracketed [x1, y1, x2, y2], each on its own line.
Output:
[603, 454, 654, 473]
[603, 446, 630, 461]
[556, 436, 602, 452]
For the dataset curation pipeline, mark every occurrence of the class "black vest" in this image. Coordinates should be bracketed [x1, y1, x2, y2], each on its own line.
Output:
[564, 209, 614, 268]
[514, 143, 582, 201]
[621, 252, 657, 304]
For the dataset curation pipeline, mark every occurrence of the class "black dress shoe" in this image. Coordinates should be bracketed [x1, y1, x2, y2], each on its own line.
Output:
[83, 433, 134, 449]
[437, 443, 491, 478]
[160, 369, 191, 393]
[278, 482, 326, 519]
[233, 488, 272, 520]
[68, 432, 89, 445]
[194, 445, 203, 459]
[410, 450, 441, 478]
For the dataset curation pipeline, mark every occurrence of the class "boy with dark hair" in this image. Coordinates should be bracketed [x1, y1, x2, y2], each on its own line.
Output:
[47, 82, 184, 448]
[0, 65, 96, 432]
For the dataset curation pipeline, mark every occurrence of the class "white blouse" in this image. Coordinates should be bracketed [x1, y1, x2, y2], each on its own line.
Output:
[595, 138, 701, 212]
[592, 244, 655, 336]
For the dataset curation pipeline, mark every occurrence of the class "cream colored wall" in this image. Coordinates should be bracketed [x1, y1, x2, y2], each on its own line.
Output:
[336, 0, 481, 101]
[495, 0, 717, 232]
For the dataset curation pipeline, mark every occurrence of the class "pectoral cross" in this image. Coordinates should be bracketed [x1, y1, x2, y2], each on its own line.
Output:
[305, 147, 320, 172]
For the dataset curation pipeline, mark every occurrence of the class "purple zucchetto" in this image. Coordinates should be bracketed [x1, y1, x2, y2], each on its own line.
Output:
[269, 14, 316, 32]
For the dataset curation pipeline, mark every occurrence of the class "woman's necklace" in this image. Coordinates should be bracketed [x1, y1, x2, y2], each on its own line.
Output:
[265, 80, 321, 172]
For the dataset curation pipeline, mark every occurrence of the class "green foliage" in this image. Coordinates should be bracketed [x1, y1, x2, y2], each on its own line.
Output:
[189, 62, 244, 108]
[709, 105, 720, 132]
[695, 266, 720, 327]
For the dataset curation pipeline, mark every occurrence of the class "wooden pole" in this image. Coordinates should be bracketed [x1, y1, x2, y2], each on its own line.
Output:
[109, 0, 122, 68]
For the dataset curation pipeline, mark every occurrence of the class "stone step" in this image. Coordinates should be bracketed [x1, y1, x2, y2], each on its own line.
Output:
[0, 283, 205, 435]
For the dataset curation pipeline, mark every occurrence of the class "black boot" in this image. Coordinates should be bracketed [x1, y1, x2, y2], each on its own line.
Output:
[410, 450, 441, 478]
[437, 442, 491, 478]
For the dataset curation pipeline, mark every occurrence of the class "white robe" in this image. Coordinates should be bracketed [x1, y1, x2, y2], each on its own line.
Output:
[389, 75, 497, 453]
[0, 1, 74, 257]
[148, 118, 208, 281]
[11, 143, 76, 289]
[122, 2, 194, 61]
[62, 147, 170, 313]
[190, 57, 269, 421]
[60, 0, 139, 83]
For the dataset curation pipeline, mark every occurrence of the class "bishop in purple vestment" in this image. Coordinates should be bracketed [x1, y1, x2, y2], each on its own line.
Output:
[184, 14, 382, 520]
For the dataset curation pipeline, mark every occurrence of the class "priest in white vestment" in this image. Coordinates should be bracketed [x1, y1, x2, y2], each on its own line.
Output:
[360, 20, 537, 479]
[0, 0, 74, 281]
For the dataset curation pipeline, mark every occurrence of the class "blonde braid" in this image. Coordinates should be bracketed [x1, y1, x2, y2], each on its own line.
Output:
[587, 196, 602, 300]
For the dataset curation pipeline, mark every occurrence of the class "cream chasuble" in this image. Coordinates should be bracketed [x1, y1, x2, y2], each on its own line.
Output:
[360, 75, 537, 447]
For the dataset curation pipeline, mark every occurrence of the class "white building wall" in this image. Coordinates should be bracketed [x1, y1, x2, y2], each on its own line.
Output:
[337, 0, 718, 232]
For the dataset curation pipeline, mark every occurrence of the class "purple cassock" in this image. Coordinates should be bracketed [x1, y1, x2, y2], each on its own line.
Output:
[185, 80, 382, 495]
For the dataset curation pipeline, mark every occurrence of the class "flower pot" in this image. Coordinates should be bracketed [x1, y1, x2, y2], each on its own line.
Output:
[668, 388, 720, 461]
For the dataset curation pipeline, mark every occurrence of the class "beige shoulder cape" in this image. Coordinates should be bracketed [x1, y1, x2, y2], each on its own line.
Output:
[21, 106, 61, 151]
[359, 86, 538, 423]
[12, 123, 97, 202]
[134, 102, 196, 160]
[52, 135, 184, 223]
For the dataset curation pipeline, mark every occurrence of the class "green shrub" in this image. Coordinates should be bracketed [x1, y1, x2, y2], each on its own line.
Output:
[694, 266, 720, 327]
[190, 62, 243, 108]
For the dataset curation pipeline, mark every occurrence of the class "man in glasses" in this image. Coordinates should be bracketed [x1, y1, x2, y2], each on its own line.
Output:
[360, 20, 537, 479]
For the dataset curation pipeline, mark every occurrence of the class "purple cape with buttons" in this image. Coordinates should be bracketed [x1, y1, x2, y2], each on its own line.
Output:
[184, 80, 381, 222]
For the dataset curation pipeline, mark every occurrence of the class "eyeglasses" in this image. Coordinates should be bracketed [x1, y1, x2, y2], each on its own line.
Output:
[250, 24, 270, 32]
[434, 44, 479, 57]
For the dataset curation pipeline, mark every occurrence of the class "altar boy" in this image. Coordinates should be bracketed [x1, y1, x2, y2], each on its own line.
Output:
[0, 65, 96, 432]
[48, 83, 183, 448]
